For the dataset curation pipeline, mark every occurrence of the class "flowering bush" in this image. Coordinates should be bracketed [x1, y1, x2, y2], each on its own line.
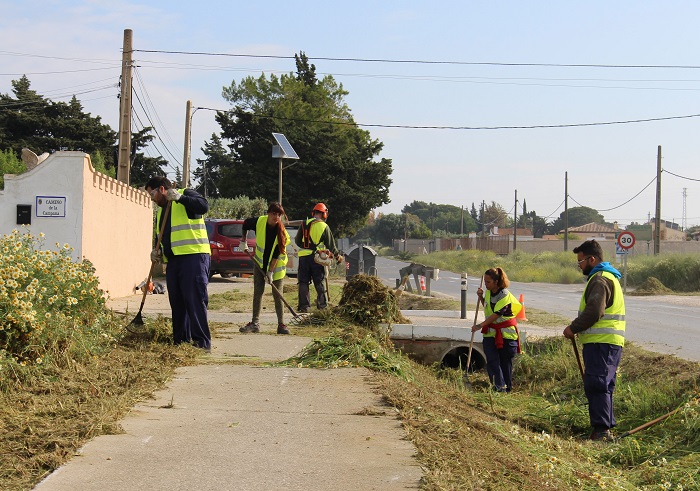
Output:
[0, 230, 112, 363]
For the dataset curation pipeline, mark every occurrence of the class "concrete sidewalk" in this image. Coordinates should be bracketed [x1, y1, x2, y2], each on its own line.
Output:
[34, 280, 422, 491]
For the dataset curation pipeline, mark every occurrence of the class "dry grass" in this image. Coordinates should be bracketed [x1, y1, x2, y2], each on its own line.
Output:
[5, 275, 698, 490]
[0, 331, 200, 490]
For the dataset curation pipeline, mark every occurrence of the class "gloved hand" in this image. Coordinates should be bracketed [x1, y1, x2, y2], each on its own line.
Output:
[266, 271, 273, 284]
[242, 242, 250, 253]
[150, 248, 163, 264]
[335, 254, 343, 264]
[166, 188, 182, 202]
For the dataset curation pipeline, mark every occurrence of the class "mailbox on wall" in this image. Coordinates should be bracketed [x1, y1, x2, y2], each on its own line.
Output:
[17, 204, 31, 225]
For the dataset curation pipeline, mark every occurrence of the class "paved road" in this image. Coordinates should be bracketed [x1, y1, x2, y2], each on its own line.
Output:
[375, 256, 700, 362]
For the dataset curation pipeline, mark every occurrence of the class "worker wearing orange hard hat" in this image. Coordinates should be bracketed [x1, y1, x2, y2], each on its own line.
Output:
[295, 202, 342, 312]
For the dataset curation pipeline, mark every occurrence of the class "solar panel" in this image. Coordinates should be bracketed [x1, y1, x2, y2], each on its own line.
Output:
[272, 133, 299, 159]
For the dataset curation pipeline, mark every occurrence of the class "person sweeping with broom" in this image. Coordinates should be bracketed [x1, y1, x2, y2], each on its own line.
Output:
[471, 267, 522, 393]
[563, 239, 625, 442]
[145, 176, 211, 351]
[239, 202, 292, 335]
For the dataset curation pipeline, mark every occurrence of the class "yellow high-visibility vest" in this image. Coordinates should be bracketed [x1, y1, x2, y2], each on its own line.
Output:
[253, 215, 289, 280]
[578, 271, 626, 346]
[156, 189, 210, 259]
[483, 289, 521, 340]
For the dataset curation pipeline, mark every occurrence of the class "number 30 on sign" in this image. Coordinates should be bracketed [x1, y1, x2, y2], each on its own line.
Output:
[617, 231, 635, 250]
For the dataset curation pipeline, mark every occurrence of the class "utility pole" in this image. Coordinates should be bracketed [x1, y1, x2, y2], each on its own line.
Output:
[564, 172, 569, 251]
[460, 205, 464, 235]
[513, 189, 518, 251]
[480, 200, 485, 240]
[654, 145, 662, 255]
[182, 100, 192, 189]
[117, 29, 133, 184]
[682, 188, 687, 231]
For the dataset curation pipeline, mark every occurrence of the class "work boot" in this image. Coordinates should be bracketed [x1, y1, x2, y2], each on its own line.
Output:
[239, 322, 260, 333]
[590, 428, 614, 442]
[277, 323, 290, 335]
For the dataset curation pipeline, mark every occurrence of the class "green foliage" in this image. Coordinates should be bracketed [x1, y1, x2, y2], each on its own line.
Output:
[336, 274, 404, 329]
[128, 127, 168, 187]
[511, 337, 700, 489]
[416, 249, 584, 284]
[90, 150, 115, 178]
[206, 196, 268, 219]
[0, 148, 26, 188]
[548, 206, 606, 235]
[402, 201, 478, 235]
[366, 212, 431, 246]
[626, 254, 700, 291]
[0, 76, 117, 170]
[199, 53, 392, 236]
[0, 76, 167, 185]
[0, 230, 113, 365]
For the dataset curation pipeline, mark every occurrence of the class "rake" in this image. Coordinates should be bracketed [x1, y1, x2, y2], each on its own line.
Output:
[245, 250, 308, 325]
[466, 275, 484, 372]
[126, 201, 171, 333]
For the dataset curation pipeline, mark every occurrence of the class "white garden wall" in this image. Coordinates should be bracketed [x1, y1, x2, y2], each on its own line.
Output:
[1, 152, 152, 298]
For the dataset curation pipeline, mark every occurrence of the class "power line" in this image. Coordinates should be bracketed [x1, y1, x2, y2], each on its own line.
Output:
[131, 84, 182, 167]
[132, 50, 700, 69]
[194, 106, 700, 131]
[132, 68, 181, 160]
[0, 67, 120, 76]
[663, 168, 700, 182]
[568, 175, 657, 212]
[132, 59, 700, 89]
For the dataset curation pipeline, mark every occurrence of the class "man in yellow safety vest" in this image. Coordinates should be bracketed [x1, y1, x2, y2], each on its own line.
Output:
[563, 239, 625, 442]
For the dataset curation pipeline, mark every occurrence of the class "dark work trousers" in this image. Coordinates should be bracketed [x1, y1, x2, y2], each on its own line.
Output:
[482, 337, 519, 392]
[582, 343, 622, 430]
[165, 253, 211, 350]
[297, 254, 327, 310]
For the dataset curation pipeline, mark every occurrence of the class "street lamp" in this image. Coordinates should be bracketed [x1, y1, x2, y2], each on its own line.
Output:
[271, 133, 299, 205]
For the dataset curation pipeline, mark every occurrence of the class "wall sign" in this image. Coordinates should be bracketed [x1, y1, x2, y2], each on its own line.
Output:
[36, 196, 66, 217]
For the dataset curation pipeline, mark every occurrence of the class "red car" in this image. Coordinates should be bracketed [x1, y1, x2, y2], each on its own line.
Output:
[205, 219, 256, 279]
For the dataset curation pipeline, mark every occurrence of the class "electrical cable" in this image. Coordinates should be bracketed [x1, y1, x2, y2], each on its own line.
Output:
[568, 175, 657, 212]
[132, 49, 700, 70]
[663, 169, 700, 182]
[192, 106, 700, 131]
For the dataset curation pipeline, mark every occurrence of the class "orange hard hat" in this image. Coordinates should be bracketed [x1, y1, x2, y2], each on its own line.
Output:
[312, 202, 328, 219]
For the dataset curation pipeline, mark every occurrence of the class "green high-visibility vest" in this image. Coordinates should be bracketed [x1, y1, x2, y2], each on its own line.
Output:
[578, 271, 626, 346]
[254, 215, 289, 280]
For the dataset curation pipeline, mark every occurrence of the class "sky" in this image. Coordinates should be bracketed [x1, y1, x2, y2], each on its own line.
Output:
[2, 1, 700, 229]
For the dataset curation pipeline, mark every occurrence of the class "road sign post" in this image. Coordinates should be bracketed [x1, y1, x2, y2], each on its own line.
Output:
[616, 231, 635, 293]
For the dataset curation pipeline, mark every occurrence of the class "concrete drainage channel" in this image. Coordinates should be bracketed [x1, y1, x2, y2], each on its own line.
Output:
[385, 310, 529, 371]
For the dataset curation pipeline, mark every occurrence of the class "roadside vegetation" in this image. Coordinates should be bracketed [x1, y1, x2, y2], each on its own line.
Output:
[285, 276, 700, 490]
[2, 231, 698, 490]
[0, 231, 198, 490]
[379, 247, 700, 293]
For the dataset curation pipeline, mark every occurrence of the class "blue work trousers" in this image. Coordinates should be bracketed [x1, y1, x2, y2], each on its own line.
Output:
[582, 343, 622, 430]
[482, 337, 519, 392]
[165, 253, 211, 350]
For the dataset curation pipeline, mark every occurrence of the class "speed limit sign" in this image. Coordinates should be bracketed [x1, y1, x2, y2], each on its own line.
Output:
[617, 231, 636, 250]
